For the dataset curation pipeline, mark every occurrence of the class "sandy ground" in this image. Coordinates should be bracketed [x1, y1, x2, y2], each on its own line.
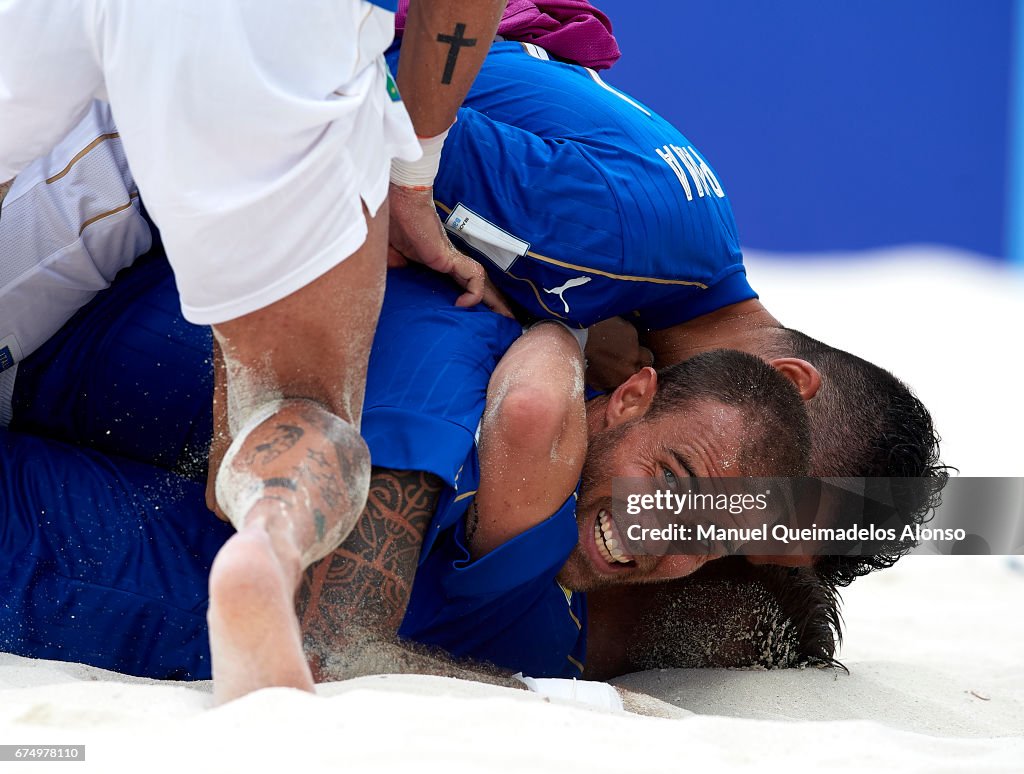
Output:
[617, 555, 1024, 740]
[1, 251, 1022, 772]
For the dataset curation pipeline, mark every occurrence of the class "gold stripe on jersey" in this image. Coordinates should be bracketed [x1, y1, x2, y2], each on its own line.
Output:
[524, 249, 707, 288]
[505, 268, 566, 319]
[79, 192, 139, 236]
[46, 132, 121, 185]
[433, 198, 707, 289]
[558, 582, 582, 630]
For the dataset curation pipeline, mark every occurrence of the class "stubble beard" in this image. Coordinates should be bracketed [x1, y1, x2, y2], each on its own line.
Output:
[556, 421, 633, 592]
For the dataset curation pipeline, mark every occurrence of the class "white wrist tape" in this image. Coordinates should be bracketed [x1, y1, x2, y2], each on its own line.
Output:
[527, 319, 589, 353]
[514, 675, 624, 712]
[390, 124, 452, 188]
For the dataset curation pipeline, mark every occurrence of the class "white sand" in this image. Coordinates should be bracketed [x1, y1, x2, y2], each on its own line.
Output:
[2, 250, 1022, 772]
[617, 556, 1024, 740]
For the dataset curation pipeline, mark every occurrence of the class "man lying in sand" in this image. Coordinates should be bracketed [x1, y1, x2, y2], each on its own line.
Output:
[0, 1, 514, 708]
[2, 251, 823, 699]
[0, 4, 942, 696]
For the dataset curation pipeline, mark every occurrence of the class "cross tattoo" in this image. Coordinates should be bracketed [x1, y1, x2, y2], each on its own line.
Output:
[436, 23, 477, 85]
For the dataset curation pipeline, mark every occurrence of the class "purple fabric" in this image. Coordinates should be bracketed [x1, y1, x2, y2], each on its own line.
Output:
[395, 0, 621, 70]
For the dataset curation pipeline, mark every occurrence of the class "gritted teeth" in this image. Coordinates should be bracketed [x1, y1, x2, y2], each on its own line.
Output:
[594, 520, 615, 564]
[596, 509, 634, 565]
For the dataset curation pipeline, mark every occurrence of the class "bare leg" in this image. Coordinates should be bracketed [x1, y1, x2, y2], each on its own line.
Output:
[207, 203, 387, 704]
[208, 511, 311, 699]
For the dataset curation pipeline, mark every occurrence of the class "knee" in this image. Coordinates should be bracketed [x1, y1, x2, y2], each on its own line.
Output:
[214, 398, 372, 528]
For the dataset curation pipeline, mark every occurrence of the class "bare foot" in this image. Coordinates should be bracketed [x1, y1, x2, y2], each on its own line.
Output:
[208, 524, 314, 704]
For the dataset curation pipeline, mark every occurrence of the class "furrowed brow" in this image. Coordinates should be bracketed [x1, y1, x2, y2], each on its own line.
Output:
[668, 448, 698, 481]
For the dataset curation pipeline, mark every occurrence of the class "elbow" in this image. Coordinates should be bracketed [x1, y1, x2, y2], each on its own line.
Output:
[485, 384, 572, 457]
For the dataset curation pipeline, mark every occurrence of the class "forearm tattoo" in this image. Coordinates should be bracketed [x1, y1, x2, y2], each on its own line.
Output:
[436, 23, 477, 84]
[296, 468, 442, 669]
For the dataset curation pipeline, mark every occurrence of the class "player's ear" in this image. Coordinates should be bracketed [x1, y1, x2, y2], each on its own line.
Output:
[605, 366, 658, 427]
[769, 357, 821, 401]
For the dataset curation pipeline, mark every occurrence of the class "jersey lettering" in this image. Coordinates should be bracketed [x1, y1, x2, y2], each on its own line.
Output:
[655, 146, 693, 201]
[656, 144, 726, 200]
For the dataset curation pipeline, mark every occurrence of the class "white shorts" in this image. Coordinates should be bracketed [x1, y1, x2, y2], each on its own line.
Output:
[0, 0, 420, 324]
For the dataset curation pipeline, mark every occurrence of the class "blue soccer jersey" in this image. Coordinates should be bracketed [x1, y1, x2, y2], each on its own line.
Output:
[3, 259, 586, 680]
[0, 428, 232, 679]
[399, 460, 587, 679]
[386, 41, 757, 332]
[361, 265, 521, 492]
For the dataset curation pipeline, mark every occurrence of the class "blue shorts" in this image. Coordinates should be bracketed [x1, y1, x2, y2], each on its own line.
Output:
[11, 250, 214, 479]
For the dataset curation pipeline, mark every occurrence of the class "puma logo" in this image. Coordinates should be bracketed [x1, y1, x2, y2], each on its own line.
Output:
[543, 276, 592, 313]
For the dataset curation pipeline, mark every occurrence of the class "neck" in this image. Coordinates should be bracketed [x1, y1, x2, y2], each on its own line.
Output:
[584, 394, 610, 437]
[644, 299, 783, 365]
[0, 178, 13, 208]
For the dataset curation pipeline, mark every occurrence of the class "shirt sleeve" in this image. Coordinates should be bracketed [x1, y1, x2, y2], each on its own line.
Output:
[631, 265, 758, 331]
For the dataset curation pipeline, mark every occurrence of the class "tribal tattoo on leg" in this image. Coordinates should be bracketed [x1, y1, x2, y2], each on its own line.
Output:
[297, 468, 441, 670]
[295, 467, 531, 689]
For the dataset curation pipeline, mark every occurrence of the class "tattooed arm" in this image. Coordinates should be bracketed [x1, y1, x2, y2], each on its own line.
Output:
[388, 1, 512, 315]
[296, 466, 523, 688]
[294, 466, 681, 717]
[398, 0, 505, 137]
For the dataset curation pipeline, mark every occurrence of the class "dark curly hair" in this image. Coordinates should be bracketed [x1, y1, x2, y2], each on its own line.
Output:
[771, 329, 950, 587]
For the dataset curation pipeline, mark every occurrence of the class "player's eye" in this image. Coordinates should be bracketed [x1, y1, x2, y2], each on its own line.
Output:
[695, 534, 714, 552]
[662, 467, 678, 490]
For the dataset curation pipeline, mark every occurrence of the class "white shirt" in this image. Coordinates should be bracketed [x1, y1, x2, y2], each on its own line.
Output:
[0, 101, 151, 425]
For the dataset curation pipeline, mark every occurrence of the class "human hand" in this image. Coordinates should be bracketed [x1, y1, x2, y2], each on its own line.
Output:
[388, 183, 513, 318]
[584, 316, 655, 390]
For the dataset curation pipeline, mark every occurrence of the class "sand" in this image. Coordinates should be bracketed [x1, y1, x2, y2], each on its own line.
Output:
[2, 250, 1022, 772]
